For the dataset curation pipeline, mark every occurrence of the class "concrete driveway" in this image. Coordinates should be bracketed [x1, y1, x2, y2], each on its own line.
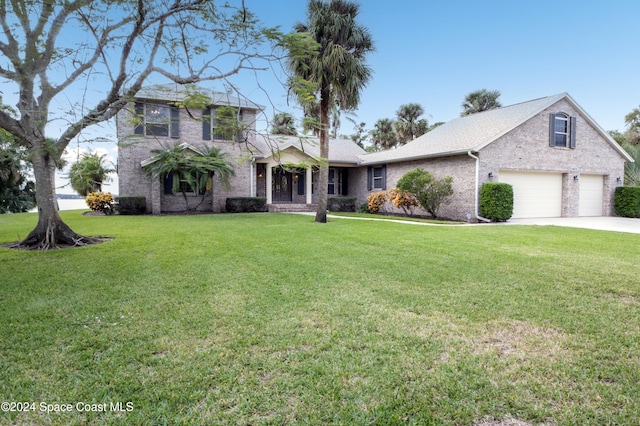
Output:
[501, 217, 640, 234]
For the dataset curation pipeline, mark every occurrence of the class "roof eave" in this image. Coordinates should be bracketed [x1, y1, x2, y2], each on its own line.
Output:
[359, 149, 476, 166]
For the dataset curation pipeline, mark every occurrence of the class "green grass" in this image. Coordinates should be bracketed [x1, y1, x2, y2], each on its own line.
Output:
[328, 211, 464, 224]
[0, 211, 638, 425]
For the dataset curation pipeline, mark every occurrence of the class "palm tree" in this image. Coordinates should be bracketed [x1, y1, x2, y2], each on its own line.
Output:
[461, 89, 502, 116]
[370, 118, 397, 150]
[68, 152, 115, 196]
[621, 142, 640, 185]
[142, 144, 234, 211]
[271, 113, 298, 136]
[288, 0, 374, 223]
[624, 106, 640, 143]
[395, 103, 428, 143]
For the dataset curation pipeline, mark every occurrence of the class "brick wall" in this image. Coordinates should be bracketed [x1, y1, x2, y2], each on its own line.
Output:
[480, 99, 626, 216]
[352, 155, 477, 221]
[351, 99, 627, 221]
[117, 103, 258, 214]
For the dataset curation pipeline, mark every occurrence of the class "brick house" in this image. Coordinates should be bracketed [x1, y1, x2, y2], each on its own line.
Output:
[354, 93, 633, 221]
[117, 85, 364, 214]
[118, 87, 632, 220]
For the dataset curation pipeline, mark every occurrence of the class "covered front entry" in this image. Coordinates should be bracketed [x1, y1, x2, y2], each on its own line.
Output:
[500, 171, 563, 219]
[272, 168, 292, 202]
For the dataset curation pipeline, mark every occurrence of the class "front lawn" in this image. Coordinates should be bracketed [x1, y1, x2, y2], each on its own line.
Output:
[0, 212, 638, 425]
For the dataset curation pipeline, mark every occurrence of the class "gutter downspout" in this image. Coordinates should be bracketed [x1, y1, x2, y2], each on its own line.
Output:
[467, 151, 491, 223]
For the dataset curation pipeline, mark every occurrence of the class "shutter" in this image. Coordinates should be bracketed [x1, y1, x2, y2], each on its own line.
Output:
[134, 102, 144, 135]
[297, 173, 305, 195]
[569, 116, 577, 149]
[341, 168, 349, 195]
[163, 172, 174, 194]
[381, 165, 387, 190]
[367, 166, 372, 191]
[549, 113, 556, 147]
[170, 106, 180, 138]
[235, 109, 243, 141]
[202, 108, 211, 140]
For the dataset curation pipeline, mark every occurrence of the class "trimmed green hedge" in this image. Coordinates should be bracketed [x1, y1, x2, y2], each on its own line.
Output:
[327, 196, 357, 212]
[115, 196, 147, 215]
[480, 182, 513, 222]
[614, 186, 640, 218]
[226, 197, 267, 213]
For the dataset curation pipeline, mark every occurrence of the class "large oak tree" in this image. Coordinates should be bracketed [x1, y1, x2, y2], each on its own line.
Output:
[0, 0, 289, 249]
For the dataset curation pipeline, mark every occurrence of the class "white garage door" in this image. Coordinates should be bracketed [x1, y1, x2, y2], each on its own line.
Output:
[499, 171, 563, 219]
[579, 175, 604, 216]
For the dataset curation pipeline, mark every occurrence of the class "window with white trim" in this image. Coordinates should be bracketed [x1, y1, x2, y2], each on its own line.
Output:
[367, 165, 386, 190]
[549, 113, 576, 149]
[203, 107, 244, 141]
[134, 102, 179, 138]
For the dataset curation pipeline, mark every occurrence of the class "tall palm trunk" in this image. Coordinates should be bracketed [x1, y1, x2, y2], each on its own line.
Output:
[315, 91, 330, 223]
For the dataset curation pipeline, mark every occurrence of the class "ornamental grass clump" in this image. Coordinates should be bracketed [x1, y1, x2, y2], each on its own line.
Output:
[85, 192, 115, 215]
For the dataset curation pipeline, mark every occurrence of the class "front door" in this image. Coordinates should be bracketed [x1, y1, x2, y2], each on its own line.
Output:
[272, 168, 292, 202]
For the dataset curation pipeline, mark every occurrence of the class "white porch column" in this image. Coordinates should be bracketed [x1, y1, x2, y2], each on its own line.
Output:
[306, 166, 313, 204]
[266, 162, 273, 204]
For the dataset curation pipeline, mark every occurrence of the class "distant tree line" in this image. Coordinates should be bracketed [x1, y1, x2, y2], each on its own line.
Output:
[269, 88, 502, 152]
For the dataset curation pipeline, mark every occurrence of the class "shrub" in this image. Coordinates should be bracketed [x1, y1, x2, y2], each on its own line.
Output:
[226, 197, 267, 213]
[327, 196, 356, 212]
[357, 202, 369, 213]
[397, 168, 453, 218]
[480, 182, 513, 221]
[614, 186, 640, 218]
[367, 191, 387, 214]
[116, 196, 147, 215]
[387, 187, 418, 216]
[85, 192, 115, 215]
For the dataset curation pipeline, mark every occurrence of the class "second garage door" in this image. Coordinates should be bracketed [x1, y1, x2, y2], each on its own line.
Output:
[499, 171, 563, 219]
[579, 175, 604, 216]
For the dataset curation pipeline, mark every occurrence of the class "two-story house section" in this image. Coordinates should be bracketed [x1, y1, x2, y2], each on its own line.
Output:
[117, 84, 265, 214]
[117, 84, 365, 214]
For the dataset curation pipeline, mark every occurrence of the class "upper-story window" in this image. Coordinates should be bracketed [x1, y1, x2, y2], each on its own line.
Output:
[134, 102, 180, 138]
[203, 107, 244, 141]
[549, 113, 576, 149]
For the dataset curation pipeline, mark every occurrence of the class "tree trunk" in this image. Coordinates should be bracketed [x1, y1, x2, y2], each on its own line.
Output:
[315, 94, 330, 223]
[18, 150, 99, 249]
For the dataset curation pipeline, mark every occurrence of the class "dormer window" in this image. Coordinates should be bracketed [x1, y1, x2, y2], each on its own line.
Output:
[549, 113, 576, 149]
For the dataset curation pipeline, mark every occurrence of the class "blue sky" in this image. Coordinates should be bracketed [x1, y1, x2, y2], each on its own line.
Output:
[242, 0, 639, 134]
[41, 0, 640, 194]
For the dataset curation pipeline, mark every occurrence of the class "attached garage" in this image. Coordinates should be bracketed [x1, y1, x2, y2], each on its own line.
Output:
[579, 174, 604, 216]
[499, 171, 563, 219]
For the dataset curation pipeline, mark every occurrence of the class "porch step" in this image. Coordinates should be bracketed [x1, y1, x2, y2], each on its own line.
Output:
[268, 203, 317, 213]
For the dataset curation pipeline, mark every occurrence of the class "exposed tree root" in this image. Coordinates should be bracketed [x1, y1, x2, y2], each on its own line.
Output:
[6, 217, 111, 251]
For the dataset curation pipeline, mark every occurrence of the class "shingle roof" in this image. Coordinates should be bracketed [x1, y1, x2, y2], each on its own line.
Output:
[359, 93, 633, 164]
[134, 84, 264, 110]
[252, 134, 366, 164]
